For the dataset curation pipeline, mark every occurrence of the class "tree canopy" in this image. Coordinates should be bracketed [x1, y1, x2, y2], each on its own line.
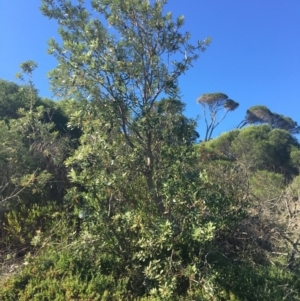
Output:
[197, 92, 239, 141]
[203, 124, 300, 176]
[239, 105, 300, 134]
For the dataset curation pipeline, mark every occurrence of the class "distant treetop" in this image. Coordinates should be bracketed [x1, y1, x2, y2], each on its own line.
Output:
[239, 105, 300, 135]
[197, 92, 239, 141]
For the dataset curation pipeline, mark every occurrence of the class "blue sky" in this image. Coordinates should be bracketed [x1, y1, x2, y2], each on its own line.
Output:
[0, 0, 299, 138]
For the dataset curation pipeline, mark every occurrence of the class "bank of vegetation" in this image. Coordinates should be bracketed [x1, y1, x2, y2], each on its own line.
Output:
[1, 1, 300, 300]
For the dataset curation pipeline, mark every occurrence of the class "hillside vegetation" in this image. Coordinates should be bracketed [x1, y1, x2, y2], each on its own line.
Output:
[1, 1, 300, 300]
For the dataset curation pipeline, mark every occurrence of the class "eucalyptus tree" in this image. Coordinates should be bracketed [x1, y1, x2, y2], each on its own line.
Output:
[197, 92, 239, 141]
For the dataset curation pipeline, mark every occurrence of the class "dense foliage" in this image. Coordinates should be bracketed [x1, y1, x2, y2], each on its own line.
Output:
[1, 1, 300, 300]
